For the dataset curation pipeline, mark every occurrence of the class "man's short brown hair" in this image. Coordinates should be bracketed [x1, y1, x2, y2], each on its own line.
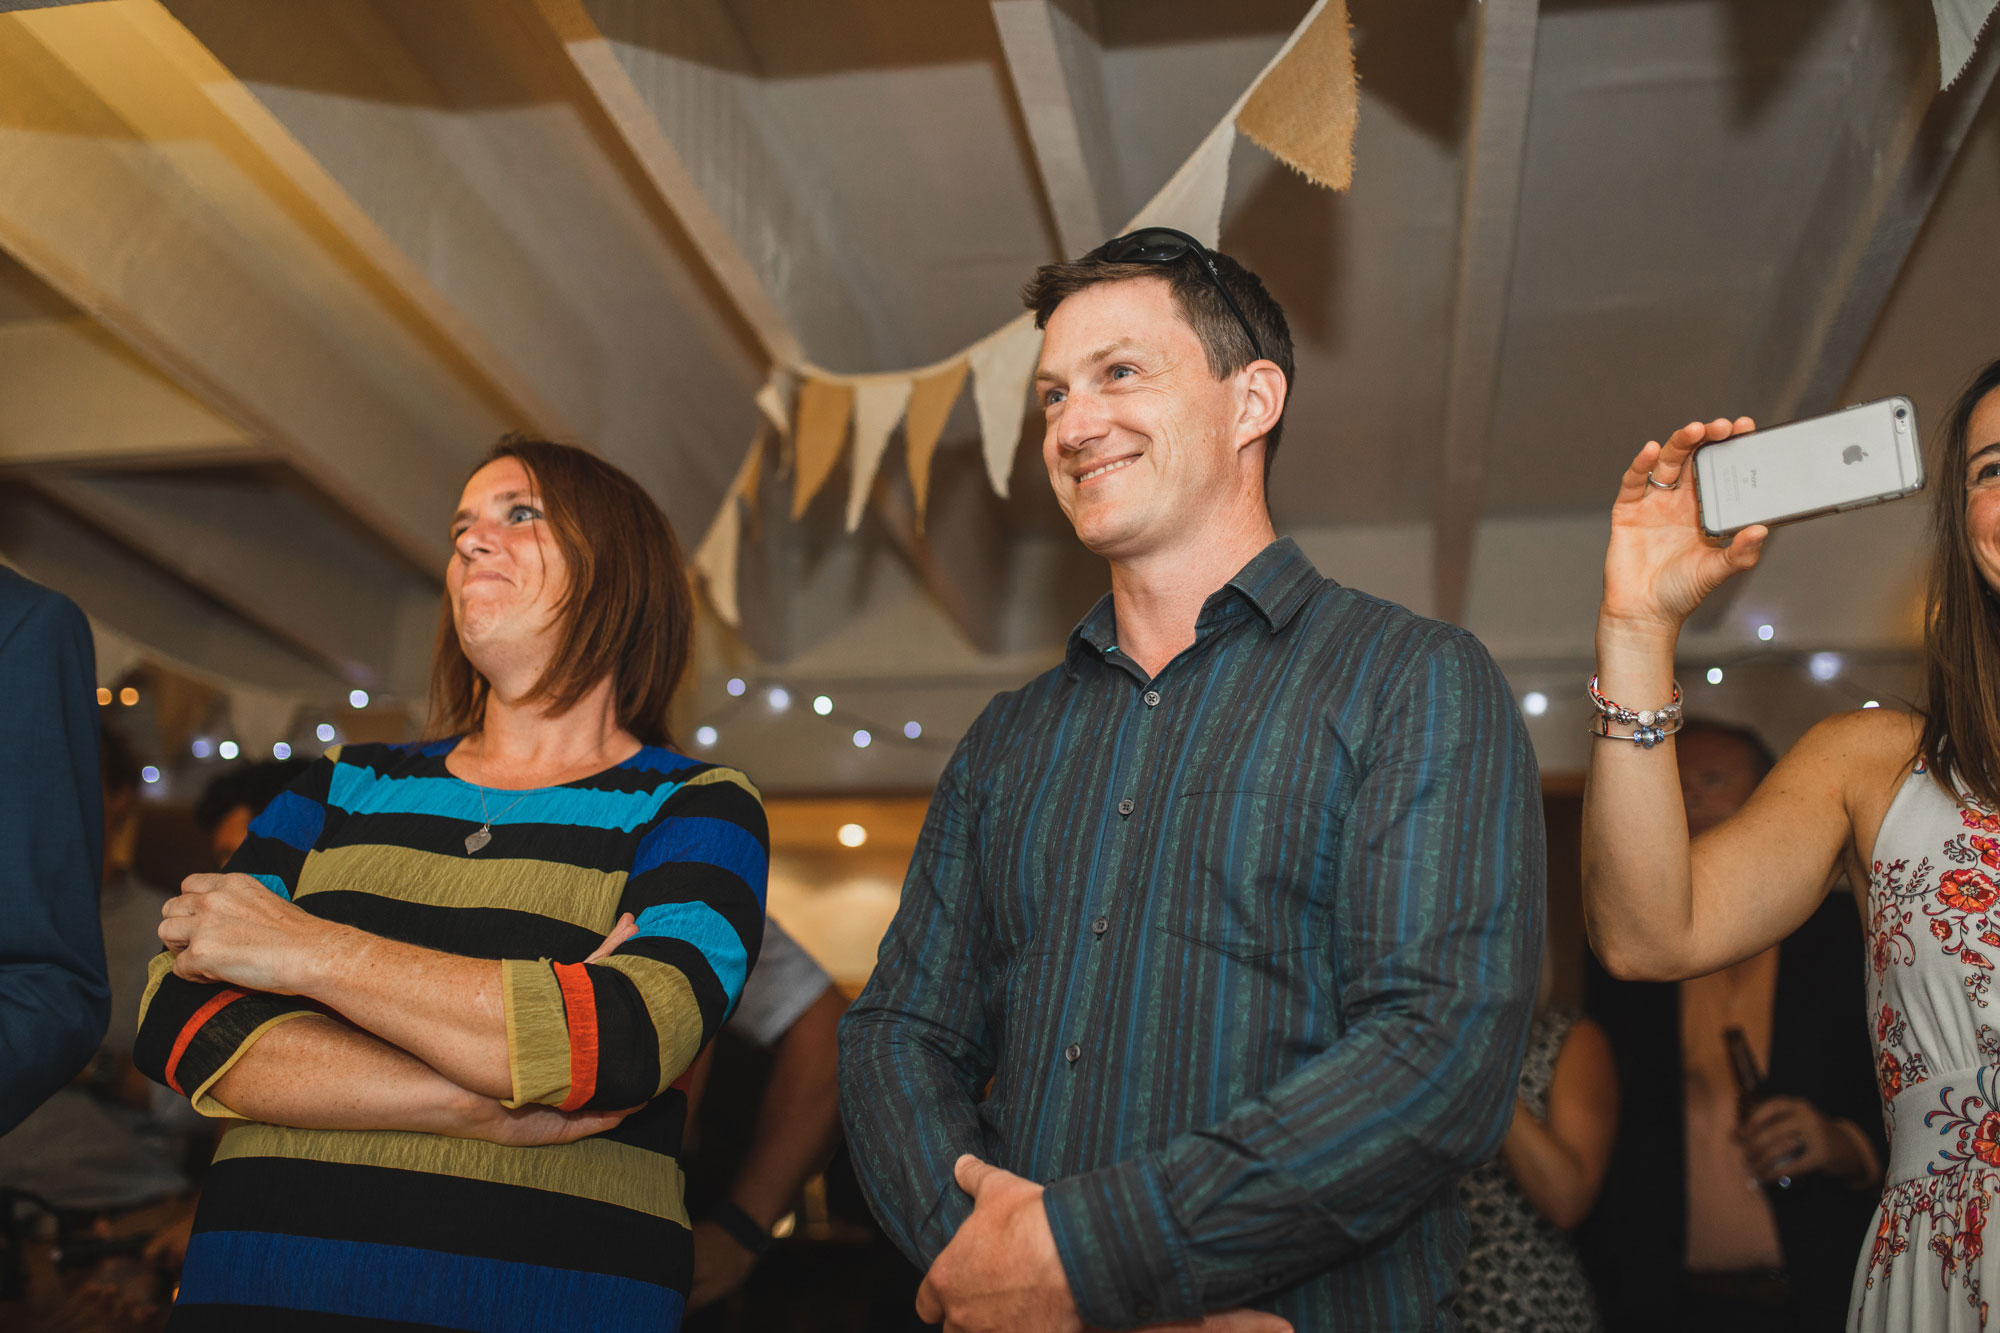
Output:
[1021, 244, 1295, 468]
[428, 435, 693, 749]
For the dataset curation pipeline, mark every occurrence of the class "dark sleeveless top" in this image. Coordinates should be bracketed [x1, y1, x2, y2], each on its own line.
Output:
[1454, 1009, 1602, 1331]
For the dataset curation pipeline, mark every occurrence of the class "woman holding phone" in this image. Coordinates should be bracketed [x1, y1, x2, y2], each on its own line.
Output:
[1582, 357, 2000, 1331]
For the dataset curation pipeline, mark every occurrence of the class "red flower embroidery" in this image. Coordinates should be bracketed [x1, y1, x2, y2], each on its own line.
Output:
[1973, 1113, 2000, 1166]
[1878, 1004, 1896, 1039]
[1940, 868, 2000, 914]
[1965, 947, 1995, 970]
[1974, 835, 2000, 872]
[1983, 930, 2000, 949]
[1968, 1195, 1988, 1265]
[1881, 1052, 1904, 1097]
[1937, 920, 1957, 942]
[1966, 809, 2000, 833]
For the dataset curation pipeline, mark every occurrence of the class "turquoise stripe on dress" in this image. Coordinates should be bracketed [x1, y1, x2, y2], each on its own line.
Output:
[328, 764, 679, 833]
[634, 901, 749, 1001]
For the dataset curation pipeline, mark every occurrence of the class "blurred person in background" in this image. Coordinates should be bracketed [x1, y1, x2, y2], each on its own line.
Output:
[191, 760, 309, 873]
[679, 917, 844, 1325]
[1579, 362, 2000, 1329]
[1453, 952, 1618, 1332]
[1581, 719, 1883, 1331]
[131, 437, 766, 1331]
[841, 230, 1544, 1332]
[1, 728, 189, 1331]
[0, 566, 108, 1134]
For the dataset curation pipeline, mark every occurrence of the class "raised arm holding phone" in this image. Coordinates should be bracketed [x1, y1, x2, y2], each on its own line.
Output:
[1581, 358, 2000, 1331]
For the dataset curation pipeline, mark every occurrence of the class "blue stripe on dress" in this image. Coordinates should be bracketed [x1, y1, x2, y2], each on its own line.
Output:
[248, 790, 324, 852]
[631, 816, 767, 901]
[176, 1230, 683, 1333]
[634, 901, 750, 1001]
[327, 765, 678, 832]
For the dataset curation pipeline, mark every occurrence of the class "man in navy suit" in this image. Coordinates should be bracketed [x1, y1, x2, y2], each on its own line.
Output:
[0, 566, 109, 1134]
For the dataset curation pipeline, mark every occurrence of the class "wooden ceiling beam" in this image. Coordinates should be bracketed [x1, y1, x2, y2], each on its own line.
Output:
[0, 317, 265, 469]
[33, 468, 439, 696]
[1433, 0, 1540, 627]
[0, 484, 349, 696]
[1684, 5, 1998, 635]
[990, 0, 1119, 259]
[0, 1, 541, 573]
[1746, 7, 2000, 423]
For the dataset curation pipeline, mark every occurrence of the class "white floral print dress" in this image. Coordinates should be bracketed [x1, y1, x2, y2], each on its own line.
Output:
[1854, 762, 2000, 1330]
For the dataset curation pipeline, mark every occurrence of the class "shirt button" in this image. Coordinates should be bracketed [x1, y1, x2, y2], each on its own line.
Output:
[1117, 798, 1134, 816]
[1091, 916, 1109, 936]
[1143, 690, 1161, 708]
[1064, 1043, 1082, 1064]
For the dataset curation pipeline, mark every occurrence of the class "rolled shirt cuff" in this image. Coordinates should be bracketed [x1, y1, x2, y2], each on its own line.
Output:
[499, 957, 572, 1107]
[1041, 1154, 1199, 1329]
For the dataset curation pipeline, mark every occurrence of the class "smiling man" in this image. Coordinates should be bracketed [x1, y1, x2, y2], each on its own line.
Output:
[838, 230, 1547, 1330]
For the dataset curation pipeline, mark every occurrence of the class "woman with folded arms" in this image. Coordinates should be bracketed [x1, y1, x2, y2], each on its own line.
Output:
[136, 437, 766, 1332]
[1581, 359, 2000, 1332]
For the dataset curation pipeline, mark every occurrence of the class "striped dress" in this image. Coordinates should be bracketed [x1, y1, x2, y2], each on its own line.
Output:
[132, 739, 767, 1332]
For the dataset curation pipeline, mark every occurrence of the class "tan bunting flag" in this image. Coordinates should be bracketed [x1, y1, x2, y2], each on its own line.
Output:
[904, 358, 968, 529]
[693, 491, 742, 627]
[693, 431, 767, 626]
[1235, 0, 1357, 191]
[968, 315, 1044, 499]
[739, 430, 764, 527]
[790, 377, 855, 519]
[846, 375, 916, 532]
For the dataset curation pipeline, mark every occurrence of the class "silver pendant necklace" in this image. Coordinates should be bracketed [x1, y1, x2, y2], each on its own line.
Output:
[465, 782, 535, 855]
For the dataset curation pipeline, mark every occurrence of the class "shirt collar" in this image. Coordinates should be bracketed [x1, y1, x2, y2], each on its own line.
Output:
[1220, 536, 1322, 633]
[1063, 537, 1324, 678]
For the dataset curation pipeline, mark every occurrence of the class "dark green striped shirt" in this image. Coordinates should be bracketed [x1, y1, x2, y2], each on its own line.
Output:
[840, 537, 1545, 1329]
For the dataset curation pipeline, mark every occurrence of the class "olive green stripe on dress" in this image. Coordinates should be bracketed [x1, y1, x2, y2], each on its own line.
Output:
[680, 766, 762, 801]
[293, 842, 627, 931]
[597, 953, 705, 1091]
[214, 1121, 690, 1226]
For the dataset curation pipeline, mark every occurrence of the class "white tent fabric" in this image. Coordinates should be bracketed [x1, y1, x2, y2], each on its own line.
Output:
[1934, 0, 2000, 86]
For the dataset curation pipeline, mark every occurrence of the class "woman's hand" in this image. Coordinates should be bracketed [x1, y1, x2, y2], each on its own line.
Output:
[584, 912, 638, 963]
[457, 1096, 635, 1148]
[159, 873, 333, 993]
[1603, 417, 1768, 640]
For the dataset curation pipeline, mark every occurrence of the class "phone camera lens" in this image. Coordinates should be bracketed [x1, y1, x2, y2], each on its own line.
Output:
[1896, 407, 1909, 421]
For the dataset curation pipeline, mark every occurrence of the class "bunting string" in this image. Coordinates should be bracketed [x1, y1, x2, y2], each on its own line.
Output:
[692, 0, 1358, 624]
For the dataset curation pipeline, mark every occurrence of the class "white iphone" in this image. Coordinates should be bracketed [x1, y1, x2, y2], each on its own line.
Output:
[1692, 395, 1925, 538]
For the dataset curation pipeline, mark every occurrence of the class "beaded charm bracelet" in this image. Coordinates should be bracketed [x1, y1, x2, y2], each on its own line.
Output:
[1585, 674, 1684, 749]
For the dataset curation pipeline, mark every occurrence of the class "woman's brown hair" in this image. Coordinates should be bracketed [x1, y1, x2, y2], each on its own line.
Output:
[1920, 357, 2000, 809]
[428, 435, 693, 749]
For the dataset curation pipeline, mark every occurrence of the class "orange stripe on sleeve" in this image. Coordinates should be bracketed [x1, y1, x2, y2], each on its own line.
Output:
[163, 987, 248, 1096]
[552, 962, 600, 1112]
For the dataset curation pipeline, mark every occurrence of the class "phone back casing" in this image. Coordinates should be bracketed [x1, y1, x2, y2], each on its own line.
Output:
[1693, 396, 1925, 537]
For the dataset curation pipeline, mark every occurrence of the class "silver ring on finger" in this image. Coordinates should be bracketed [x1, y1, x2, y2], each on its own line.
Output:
[1646, 470, 1680, 491]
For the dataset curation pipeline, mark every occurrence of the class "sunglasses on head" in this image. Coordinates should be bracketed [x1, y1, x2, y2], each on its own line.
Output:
[1090, 227, 1265, 363]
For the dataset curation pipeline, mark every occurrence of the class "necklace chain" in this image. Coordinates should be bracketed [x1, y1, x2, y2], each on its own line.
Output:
[465, 779, 538, 855]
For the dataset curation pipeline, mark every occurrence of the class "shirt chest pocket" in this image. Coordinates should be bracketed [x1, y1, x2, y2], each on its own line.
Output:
[1157, 762, 1349, 963]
